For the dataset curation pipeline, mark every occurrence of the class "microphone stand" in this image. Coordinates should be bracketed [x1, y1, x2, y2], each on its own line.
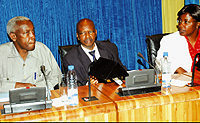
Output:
[88, 74, 91, 100]
[138, 52, 160, 85]
[40, 65, 51, 101]
[137, 59, 147, 69]
[190, 53, 200, 87]
[82, 62, 98, 102]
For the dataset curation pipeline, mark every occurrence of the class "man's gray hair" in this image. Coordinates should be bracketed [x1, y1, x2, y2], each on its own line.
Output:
[7, 16, 30, 35]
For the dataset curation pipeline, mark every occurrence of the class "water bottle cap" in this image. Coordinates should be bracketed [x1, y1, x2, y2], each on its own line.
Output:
[163, 52, 168, 57]
[68, 65, 74, 70]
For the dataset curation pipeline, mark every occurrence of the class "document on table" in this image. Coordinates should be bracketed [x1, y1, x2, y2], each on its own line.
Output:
[0, 92, 9, 102]
[171, 73, 191, 87]
[52, 97, 68, 107]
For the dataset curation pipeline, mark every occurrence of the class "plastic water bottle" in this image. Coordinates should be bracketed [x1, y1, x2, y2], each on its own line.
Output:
[67, 65, 79, 106]
[161, 52, 171, 94]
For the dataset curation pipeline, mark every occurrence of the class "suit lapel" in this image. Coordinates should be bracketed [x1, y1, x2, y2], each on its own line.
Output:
[96, 41, 109, 59]
[77, 46, 91, 72]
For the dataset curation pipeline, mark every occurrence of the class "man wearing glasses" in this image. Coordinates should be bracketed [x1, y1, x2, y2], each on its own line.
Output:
[63, 18, 127, 86]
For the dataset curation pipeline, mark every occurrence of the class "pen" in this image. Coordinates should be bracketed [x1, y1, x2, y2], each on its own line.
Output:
[34, 72, 36, 83]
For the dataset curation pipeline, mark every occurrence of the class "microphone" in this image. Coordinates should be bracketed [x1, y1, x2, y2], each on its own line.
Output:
[82, 61, 98, 102]
[191, 53, 200, 87]
[137, 52, 160, 85]
[40, 65, 51, 101]
[40, 65, 45, 76]
[88, 61, 96, 100]
[137, 59, 147, 69]
[138, 52, 155, 69]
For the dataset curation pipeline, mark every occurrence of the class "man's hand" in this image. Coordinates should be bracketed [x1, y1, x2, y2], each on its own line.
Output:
[90, 76, 98, 85]
[15, 82, 36, 88]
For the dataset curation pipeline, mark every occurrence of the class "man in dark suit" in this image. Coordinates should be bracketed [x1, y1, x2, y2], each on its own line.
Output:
[63, 18, 127, 86]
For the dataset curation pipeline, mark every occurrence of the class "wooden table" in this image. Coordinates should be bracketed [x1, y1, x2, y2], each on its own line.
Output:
[0, 85, 117, 122]
[93, 74, 200, 122]
[1, 73, 200, 122]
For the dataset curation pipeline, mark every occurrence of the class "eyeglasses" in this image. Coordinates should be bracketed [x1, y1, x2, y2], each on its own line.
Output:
[177, 20, 196, 25]
[79, 30, 95, 36]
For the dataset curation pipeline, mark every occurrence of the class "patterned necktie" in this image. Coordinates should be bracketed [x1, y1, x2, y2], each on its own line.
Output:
[89, 50, 97, 61]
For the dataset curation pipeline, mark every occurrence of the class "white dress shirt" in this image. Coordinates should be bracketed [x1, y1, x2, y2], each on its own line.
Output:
[81, 42, 100, 62]
[156, 31, 192, 73]
[0, 41, 62, 92]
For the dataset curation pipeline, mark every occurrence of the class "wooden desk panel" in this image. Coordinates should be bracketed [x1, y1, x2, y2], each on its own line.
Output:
[1, 73, 200, 122]
[0, 85, 117, 122]
[93, 79, 200, 122]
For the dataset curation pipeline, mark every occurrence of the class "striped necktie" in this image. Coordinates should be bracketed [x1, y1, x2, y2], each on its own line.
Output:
[89, 50, 97, 61]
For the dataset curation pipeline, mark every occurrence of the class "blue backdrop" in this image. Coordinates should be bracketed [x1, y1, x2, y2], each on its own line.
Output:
[0, 0, 163, 71]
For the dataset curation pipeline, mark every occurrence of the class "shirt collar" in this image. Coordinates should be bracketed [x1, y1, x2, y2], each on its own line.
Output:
[8, 42, 38, 59]
[81, 42, 98, 53]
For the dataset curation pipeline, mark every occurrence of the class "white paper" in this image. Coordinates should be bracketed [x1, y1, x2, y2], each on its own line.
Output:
[171, 79, 190, 87]
[170, 73, 191, 87]
[52, 97, 68, 107]
[113, 77, 123, 85]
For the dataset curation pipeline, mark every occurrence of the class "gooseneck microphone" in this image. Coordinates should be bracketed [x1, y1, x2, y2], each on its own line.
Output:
[40, 65, 51, 101]
[138, 52, 159, 85]
[138, 52, 155, 69]
[88, 61, 97, 101]
[82, 61, 98, 102]
[137, 59, 147, 69]
[191, 53, 200, 87]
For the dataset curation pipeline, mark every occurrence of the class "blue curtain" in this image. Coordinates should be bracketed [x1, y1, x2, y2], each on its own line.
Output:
[185, 0, 199, 5]
[0, 0, 162, 71]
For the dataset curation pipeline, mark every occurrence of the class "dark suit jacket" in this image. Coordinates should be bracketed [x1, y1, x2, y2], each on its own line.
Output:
[63, 40, 127, 85]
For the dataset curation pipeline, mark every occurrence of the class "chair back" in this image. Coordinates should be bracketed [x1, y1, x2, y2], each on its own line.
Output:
[54, 45, 76, 89]
[58, 45, 76, 74]
[145, 33, 170, 68]
[58, 45, 75, 59]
